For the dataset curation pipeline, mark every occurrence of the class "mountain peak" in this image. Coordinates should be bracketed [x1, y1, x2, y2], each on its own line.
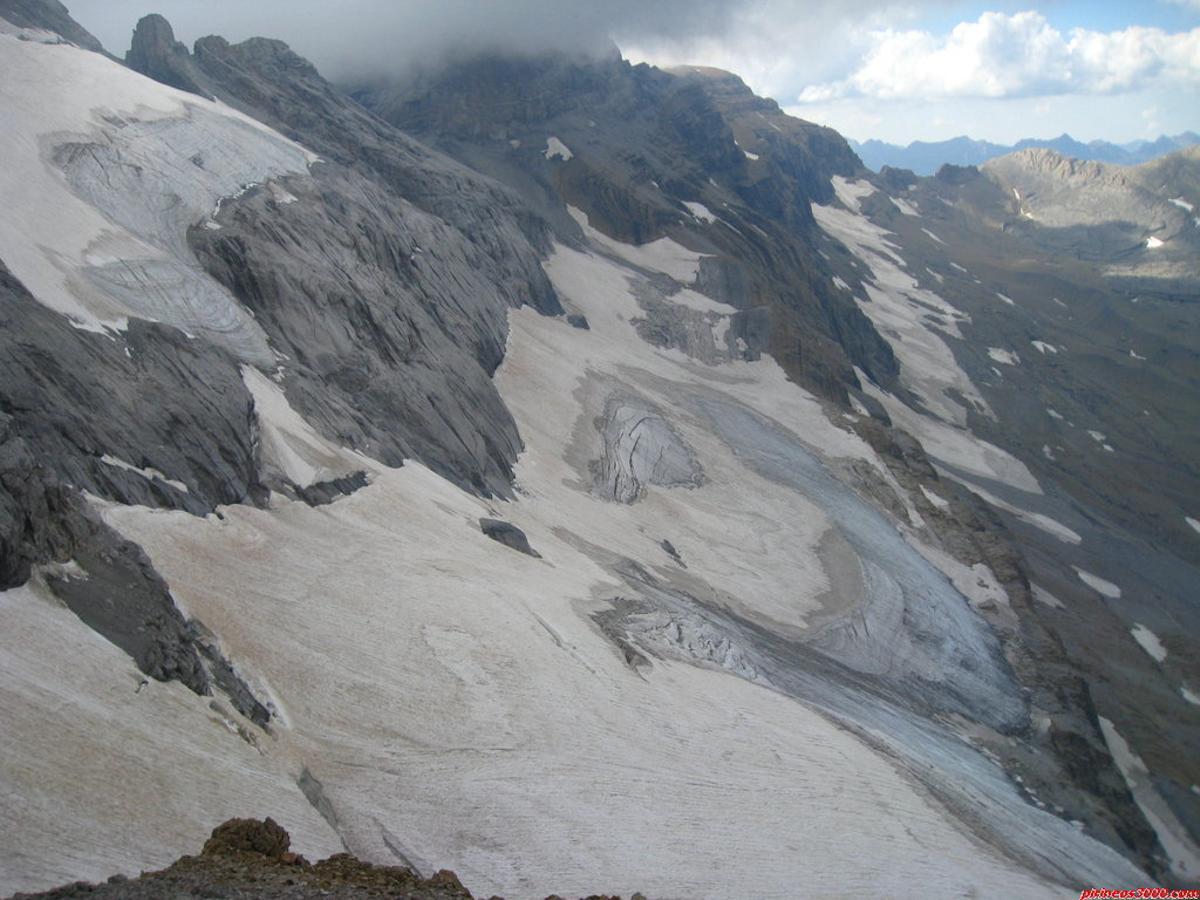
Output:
[125, 14, 215, 100]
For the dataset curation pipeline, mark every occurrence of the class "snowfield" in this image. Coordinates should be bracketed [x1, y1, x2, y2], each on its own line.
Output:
[4, 179, 1148, 895]
[84, 231, 1144, 897]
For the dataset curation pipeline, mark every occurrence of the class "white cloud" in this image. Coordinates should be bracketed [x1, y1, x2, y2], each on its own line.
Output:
[797, 11, 1200, 103]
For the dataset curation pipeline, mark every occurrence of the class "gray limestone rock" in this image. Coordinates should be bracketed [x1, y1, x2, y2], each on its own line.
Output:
[125, 14, 215, 100]
[479, 518, 541, 558]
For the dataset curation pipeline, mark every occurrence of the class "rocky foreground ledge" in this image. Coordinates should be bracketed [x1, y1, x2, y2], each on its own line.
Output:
[9, 819, 643, 900]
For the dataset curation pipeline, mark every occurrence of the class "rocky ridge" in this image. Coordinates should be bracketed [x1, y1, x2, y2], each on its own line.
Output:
[8, 818, 639, 900]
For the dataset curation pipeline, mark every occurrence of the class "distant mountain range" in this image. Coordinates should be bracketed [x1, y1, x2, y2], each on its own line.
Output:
[850, 132, 1200, 175]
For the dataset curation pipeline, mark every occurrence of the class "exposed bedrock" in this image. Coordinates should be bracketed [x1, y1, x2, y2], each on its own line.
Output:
[351, 51, 900, 404]
[125, 17, 561, 319]
[591, 396, 704, 504]
[0, 0, 107, 53]
[0, 262, 264, 528]
[479, 518, 541, 558]
[190, 165, 529, 497]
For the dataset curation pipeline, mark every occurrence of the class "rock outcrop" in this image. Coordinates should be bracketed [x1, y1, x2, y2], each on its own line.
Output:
[351, 53, 899, 403]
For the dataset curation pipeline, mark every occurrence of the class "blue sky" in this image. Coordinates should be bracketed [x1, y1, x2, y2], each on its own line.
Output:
[69, 0, 1200, 146]
[623, 1, 1200, 144]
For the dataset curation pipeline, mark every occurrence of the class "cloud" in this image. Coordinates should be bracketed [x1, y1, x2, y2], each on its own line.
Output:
[66, 0, 922, 87]
[797, 11, 1200, 103]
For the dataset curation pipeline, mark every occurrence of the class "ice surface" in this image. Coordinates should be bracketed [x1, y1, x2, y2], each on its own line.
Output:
[0, 33, 313, 362]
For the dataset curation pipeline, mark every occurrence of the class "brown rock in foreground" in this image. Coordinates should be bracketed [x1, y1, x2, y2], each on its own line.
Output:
[8, 818, 644, 900]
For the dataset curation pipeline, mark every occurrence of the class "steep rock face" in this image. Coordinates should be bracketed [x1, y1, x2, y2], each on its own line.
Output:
[0, 0, 106, 52]
[126, 23, 560, 318]
[122, 19, 567, 493]
[124, 14, 214, 99]
[350, 53, 898, 403]
[191, 164, 530, 495]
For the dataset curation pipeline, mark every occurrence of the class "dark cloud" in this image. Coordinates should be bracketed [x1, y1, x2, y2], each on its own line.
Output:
[64, 0, 750, 80]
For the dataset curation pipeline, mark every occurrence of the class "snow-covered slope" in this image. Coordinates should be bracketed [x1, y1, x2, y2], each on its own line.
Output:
[4, 201, 1141, 897]
[1, 14, 1187, 898]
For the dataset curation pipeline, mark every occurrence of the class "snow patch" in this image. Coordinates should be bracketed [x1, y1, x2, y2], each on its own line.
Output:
[812, 198, 992, 430]
[544, 136, 573, 161]
[1073, 567, 1121, 598]
[1145, 236, 1164, 249]
[241, 366, 371, 489]
[830, 176, 876, 212]
[1130, 624, 1167, 663]
[921, 228, 945, 245]
[988, 348, 1020, 366]
[567, 205, 705, 284]
[1169, 197, 1194, 213]
[1187, 516, 1200, 535]
[1031, 341, 1057, 355]
[920, 485, 950, 510]
[100, 455, 189, 494]
[890, 196, 920, 216]
[964, 481, 1082, 544]
[1099, 717, 1200, 881]
[683, 201, 717, 223]
[1031, 584, 1065, 609]
[743, 149, 760, 161]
